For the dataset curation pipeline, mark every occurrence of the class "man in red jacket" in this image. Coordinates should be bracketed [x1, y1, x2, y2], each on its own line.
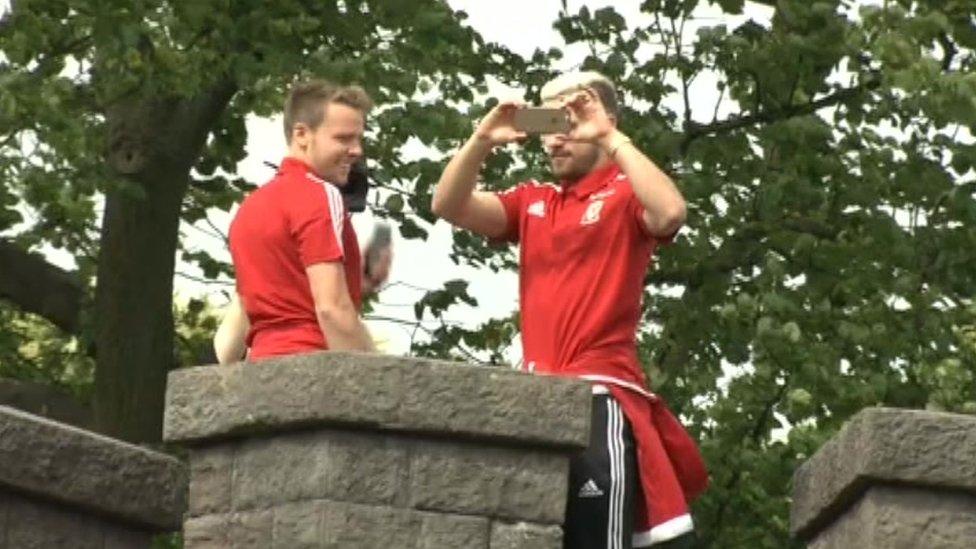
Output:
[224, 80, 376, 361]
[431, 71, 706, 548]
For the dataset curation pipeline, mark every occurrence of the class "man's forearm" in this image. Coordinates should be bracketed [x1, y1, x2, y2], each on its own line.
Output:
[431, 135, 493, 219]
[317, 306, 375, 351]
[602, 130, 686, 234]
[214, 296, 248, 365]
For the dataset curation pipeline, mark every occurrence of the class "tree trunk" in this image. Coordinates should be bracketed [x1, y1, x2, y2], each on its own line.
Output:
[93, 84, 234, 443]
[93, 170, 185, 442]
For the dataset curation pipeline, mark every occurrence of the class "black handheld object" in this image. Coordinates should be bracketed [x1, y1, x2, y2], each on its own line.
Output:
[341, 158, 369, 213]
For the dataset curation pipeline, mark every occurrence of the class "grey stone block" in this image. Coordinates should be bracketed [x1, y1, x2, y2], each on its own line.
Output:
[184, 514, 229, 549]
[186, 499, 492, 549]
[408, 440, 569, 523]
[271, 500, 326, 549]
[810, 485, 976, 549]
[5, 494, 101, 549]
[0, 405, 186, 530]
[418, 513, 490, 549]
[315, 500, 490, 549]
[490, 521, 563, 549]
[1, 490, 155, 549]
[164, 352, 591, 451]
[319, 500, 423, 547]
[791, 407, 976, 540]
[188, 444, 235, 516]
[103, 528, 154, 549]
[226, 509, 273, 548]
[230, 430, 406, 512]
[183, 510, 273, 549]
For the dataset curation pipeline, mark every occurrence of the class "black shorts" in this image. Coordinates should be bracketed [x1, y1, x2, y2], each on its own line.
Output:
[564, 394, 698, 549]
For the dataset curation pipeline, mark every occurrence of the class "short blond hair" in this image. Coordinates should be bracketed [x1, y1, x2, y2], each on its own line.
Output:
[283, 80, 373, 144]
[540, 71, 620, 118]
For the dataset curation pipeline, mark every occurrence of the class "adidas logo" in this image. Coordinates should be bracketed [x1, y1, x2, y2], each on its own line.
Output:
[577, 479, 604, 498]
[527, 200, 546, 218]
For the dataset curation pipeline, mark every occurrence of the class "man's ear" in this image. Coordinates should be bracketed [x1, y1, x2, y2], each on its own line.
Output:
[291, 123, 310, 148]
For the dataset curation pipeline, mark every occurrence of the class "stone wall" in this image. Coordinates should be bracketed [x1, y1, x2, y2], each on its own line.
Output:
[0, 405, 186, 548]
[164, 352, 592, 548]
[791, 407, 976, 548]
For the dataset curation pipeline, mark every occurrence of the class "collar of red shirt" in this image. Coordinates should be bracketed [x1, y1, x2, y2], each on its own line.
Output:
[563, 162, 621, 199]
[278, 156, 320, 179]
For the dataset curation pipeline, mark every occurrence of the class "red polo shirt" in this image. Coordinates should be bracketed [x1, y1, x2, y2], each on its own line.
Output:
[496, 164, 706, 542]
[495, 162, 665, 386]
[229, 157, 362, 360]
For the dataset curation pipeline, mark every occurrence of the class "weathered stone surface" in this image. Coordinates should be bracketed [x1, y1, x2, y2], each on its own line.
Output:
[791, 407, 976, 541]
[0, 405, 186, 530]
[229, 430, 406, 513]
[810, 485, 976, 549]
[188, 444, 235, 516]
[271, 500, 326, 549]
[226, 509, 273, 549]
[174, 353, 590, 546]
[185, 499, 491, 549]
[408, 439, 569, 523]
[184, 514, 230, 549]
[103, 528, 155, 549]
[418, 513, 490, 549]
[193, 426, 567, 523]
[1, 490, 155, 549]
[164, 352, 590, 450]
[490, 521, 563, 549]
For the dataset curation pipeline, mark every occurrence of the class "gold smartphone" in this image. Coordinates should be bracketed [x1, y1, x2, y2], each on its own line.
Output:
[513, 107, 571, 134]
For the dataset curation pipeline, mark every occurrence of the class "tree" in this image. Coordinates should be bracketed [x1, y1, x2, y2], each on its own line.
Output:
[3, 0, 976, 546]
[0, 0, 529, 442]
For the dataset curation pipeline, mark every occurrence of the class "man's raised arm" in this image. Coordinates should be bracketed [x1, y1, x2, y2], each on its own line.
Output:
[431, 101, 526, 239]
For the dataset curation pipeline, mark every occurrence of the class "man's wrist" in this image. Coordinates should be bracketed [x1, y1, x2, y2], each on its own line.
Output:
[468, 133, 496, 155]
[601, 131, 632, 158]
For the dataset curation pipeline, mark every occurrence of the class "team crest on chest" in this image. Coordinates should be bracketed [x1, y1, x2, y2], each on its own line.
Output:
[527, 200, 546, 218]
[580, 200, 604, 225]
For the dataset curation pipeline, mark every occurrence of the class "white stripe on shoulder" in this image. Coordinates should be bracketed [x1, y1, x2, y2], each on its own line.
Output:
[322, 181, 346, 256]
[306, 172, 327, 185]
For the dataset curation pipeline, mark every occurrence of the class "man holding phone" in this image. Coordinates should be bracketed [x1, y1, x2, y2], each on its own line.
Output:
[431, 71, 705, 548]
[217, 80, 380, 364]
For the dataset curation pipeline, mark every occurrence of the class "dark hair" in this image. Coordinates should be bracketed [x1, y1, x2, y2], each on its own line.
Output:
[282, 80, 373, 144]
[586, 79, 619, 119]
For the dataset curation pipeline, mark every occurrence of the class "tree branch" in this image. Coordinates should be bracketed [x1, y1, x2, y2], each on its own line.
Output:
[938, 31, 957, 72]
[0, 239, 83, 334]
[680, 80, 878, 151]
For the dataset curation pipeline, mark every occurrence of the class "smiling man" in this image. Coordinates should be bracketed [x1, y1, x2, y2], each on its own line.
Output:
[431, 71, 707, 548]
[226, 80, 375, 361]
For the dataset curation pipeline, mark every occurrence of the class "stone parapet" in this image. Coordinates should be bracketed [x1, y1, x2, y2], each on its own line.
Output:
[0, 405, 186, 547]
[165, 352, 592, 548]
[791, 407, 976, 548]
